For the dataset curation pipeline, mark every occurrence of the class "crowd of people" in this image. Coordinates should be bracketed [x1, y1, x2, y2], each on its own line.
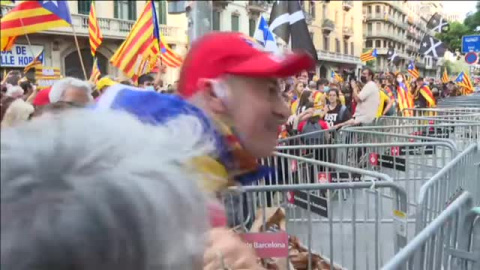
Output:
[0, 31, 477, 269]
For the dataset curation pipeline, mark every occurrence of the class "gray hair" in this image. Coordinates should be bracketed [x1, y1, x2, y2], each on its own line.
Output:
[49, 77, 93, 103]
[1, 109, 213, 270]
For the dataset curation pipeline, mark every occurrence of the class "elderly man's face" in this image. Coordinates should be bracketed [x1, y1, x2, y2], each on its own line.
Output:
[225, 77, 290, 157]
[63, 87, 91, 105]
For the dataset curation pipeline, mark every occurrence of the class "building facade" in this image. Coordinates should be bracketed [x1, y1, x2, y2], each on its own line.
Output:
[1, 1, 188, 83]
[362, 1, 440, 78]
[302, 0, 363, 79]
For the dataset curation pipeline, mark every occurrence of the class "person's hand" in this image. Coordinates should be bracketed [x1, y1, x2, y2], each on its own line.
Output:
[203, 228, 264, 270]
[287, 114, 296, 125]
[158, 60, 167, 74]
[350, 80, 357, 91]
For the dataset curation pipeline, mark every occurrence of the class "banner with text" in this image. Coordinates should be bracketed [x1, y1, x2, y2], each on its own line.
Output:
[1, 45, 44, 67]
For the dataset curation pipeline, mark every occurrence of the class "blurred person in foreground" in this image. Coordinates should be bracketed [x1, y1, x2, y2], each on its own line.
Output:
[94, 32, 314, 269]
[0, 95, 34, 128]
[49, 77, 93, 106]
[1, 110, 212, 270]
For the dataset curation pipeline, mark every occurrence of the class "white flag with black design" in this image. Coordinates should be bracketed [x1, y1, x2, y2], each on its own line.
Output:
[268, 0, 317, 61]
[387, 46, 400, 65]
[419, 34, 447, 58]
[427, 12, 449, 33]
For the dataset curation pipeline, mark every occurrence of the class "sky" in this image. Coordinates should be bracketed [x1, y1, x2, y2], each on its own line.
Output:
[442, 1, 478, 22]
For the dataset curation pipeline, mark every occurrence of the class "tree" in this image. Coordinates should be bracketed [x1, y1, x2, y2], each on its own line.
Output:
[435, 22, 471, 52]
[464, 1, 480, 32]
[436, 1, 480, 52]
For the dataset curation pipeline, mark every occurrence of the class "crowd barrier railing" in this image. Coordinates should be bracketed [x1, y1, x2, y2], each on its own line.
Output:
[223, 153, 408, 270]
[382, 192, 477, 270]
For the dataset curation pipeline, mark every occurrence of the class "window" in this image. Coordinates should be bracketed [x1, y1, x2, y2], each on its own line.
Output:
[367, 23, 372, 34]
[231, 14, 240, 32]
[323, 35, 329, 51]
[155, 0, 167, 25]
[310, 1, 316, 18]
[344, 40, 348, 54]
[351, 42, 354, 55]
[384, 40, 388, 48]
[375, 40, 381, 48]
[78, 0, 91, 15]
[366, 40, 372, 48]
[249, 18, 256, 37]
[375, 5, 380, 13]
[397, 43, 401, 49]
[336, 38, 340, 53]
[367, 6, 372, 14]
[376, 22, 381, 32]
[212, 10, 220, 31]
[114, 1, 136, 20]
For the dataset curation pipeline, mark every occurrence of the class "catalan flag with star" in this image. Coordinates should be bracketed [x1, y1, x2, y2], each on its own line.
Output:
[159, 33, 183, 68]
[1, 0, 72, 37]
[331, 71, 344, 83]
[88, 1, 103, 56]
[360, 48, 377, 62]
[110, 0, 160, 78]
[407, 61, 419, 79]
[23, 49, 44, 72]
[455, 71, 474, 95]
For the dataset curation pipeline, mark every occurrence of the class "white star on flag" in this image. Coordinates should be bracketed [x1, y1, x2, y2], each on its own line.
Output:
[43, 0, 58, 6]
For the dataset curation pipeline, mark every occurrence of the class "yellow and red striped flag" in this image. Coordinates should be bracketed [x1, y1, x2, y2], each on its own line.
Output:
[110, 0, 160, 78]
[89, 58, 101, 83]
[360, 48, 378, 62]
[455, 71, 474, 95]
[159, 33, 183, 68]
[1, 0, 72, 37]
[407, 61, 419, 79]
[1, 36, 16, 52]
[24, 49, 44, 72]
[88, 1, 103, 56]
[419, 86, 436, 107]
[441, 67, 449, 84]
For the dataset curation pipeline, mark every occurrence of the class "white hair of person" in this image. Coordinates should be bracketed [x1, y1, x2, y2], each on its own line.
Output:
[1, 98, 34, 128]
[5, 85, 24, 98]
[49, 77, 93, 103]
[1, 109, 214, 270]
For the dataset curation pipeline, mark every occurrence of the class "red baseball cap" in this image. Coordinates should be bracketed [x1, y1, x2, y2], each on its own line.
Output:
[32, 87, 51, 106]
[178, 32, 315, 98]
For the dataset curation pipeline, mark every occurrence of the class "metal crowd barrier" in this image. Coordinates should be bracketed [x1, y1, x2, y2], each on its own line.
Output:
[415, 144, 480, 234]
[402, 107, 480, 117]
[270, 142, 455, 211]
[223, 154, 408, 270]
[345, 123, 479, 151]
[377, 115, 480, 126]
[438, 97, 480, 108]
[382, 192, 478, 270]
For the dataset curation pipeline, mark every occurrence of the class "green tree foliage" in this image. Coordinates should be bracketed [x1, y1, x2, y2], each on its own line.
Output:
[435, 1, 480, 52]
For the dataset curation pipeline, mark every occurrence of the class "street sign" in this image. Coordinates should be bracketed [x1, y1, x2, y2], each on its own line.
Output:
[465, 52, 478, 65]
[461, 35, 480, 53]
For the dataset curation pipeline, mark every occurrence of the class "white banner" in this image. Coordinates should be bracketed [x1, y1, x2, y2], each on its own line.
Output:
[0, 44, 44, 67]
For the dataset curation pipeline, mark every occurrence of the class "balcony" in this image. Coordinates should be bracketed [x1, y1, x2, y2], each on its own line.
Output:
[0, 4, 181, 41]
[363, 1, 407, 15]
[322, 19, 335, 35]
[343, 27, 353, 39]
[247, 0, 267, 13]
[212, 0, 232, 9]
[342, 1, 353, 11]
[317, 50, 361, 65]
[406, 44, 416, 52]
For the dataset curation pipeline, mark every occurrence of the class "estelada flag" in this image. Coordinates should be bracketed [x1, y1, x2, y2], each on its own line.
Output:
[1, 0, 72, 37]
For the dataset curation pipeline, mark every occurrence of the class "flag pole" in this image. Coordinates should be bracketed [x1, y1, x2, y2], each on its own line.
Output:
[18, 18, 39, 69]
[71, 25, 88, 80]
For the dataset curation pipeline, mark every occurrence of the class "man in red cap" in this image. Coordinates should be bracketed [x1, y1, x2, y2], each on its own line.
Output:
[96, 32, 314, 269]
[178, 32, 314, 158]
